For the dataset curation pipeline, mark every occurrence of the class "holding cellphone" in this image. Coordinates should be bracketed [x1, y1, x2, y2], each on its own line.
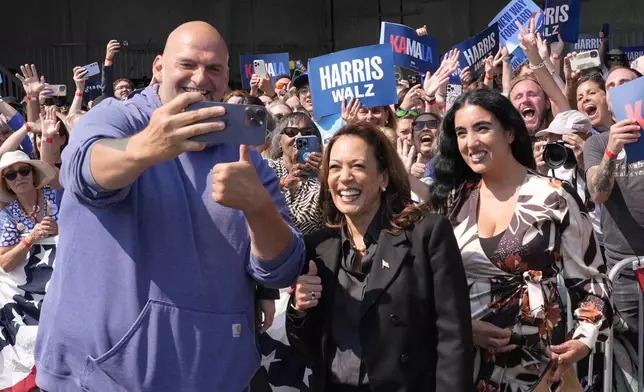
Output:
[81, 62, 101, 79]
[570, 50, 602, 72]
[185, 101, 267, 147]
[253, 60, 268, 78]
[44, 84, 67, 97]
[296, 134, 321, 167]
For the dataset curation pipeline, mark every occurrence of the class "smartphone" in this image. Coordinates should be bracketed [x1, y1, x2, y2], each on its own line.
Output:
[296, 135, 321, 165]
[44, 84, 67, 97]
[570, 50, 602, 72]
[81, 62, 101, 79]
[185, 101, 267, 147]
[120, 40, 129, 48]
[253, 60, 268, 78]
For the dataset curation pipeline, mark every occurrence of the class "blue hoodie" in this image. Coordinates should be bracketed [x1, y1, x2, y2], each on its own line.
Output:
[35, 87, 305, 392]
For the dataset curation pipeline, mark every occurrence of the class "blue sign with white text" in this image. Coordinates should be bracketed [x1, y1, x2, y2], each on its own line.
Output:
[379, 22, 438, 74]
[621, 46, 644, 63]
[490, 0, 544, 54]
[610, 77, 644, 163]
[447, 23, 500, 84]
[308, 44, 397, 119]
[511, 48, 529, 71]
[239, 52, 290, 89]
[543, 0, 580, 43]
[574, 34, 603, 51]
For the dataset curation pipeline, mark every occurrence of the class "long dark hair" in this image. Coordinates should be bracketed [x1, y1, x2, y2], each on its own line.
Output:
[430, 89, 535, 214]
[321, 121, 425, 234]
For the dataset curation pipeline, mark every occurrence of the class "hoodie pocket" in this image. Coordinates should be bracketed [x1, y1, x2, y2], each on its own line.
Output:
[80, 299, 259, 392]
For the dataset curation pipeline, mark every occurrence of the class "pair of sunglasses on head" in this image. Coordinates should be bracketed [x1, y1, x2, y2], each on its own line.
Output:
[3, 165, 31, 181]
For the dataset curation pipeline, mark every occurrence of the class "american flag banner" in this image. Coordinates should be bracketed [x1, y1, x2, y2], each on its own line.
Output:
[256, 288, 312, 392]
[0, 237, 56, 392]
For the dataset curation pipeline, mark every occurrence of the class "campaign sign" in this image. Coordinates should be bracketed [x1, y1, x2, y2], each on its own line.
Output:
[511, 47, 529, 71]
[239, 52, 290, 89]
[621, 46, 644, 63]
[379, 22, 438, 74]
[574, 34, 603, 51]
[447, 23, 500, 84]
[489, 0, 544, 54]
[308, 44, 397, 119]
[610, 77, 644, 163]
[542, 0, 580, 43]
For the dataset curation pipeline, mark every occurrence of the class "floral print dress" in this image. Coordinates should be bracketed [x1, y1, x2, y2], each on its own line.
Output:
[449, 172, 612, 392]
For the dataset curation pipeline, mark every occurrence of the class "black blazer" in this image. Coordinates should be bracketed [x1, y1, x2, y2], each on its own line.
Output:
[286, 212, 474, 392]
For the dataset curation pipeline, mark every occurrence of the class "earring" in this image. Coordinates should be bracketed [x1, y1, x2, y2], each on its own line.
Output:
[380, 186, 387, 192]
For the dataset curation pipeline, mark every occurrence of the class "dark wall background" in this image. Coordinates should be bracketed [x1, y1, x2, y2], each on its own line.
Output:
[0, 0, 643, 95]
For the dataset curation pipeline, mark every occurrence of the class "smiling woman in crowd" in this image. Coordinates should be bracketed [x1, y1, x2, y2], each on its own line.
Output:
[267, 112, 324, 235]
[430, 89, 612, 391]
[286, 121, 473, 392]
[575, 70, 614, 132]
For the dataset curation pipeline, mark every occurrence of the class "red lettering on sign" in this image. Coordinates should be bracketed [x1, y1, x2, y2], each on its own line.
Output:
[389, 35, 400, 52]
[244, 64, 253, 79]
[625, 100, 644, 128]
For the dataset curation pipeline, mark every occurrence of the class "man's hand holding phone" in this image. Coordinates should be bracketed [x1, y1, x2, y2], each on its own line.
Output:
[129, 92, 226, 166]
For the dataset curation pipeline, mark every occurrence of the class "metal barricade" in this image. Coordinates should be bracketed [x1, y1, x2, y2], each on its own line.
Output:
[604, 257, 644, 392]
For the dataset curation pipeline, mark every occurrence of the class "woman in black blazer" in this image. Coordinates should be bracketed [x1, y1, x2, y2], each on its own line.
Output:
[286, 121, 474, 392]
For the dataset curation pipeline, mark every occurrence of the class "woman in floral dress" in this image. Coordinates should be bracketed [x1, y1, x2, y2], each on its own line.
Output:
[429, 89, 612, 391]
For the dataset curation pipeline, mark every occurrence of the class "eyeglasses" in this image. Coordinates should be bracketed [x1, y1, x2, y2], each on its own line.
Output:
[298, 87, 310, 96]
[283, 126, 315, 138]
[3, 165, 31, 181]
[396, 109, 420, 118]
[412, 120, 439, 132]
[275, 82, 289, 90]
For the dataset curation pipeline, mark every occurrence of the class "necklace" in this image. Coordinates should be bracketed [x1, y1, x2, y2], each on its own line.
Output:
[16, 189, 42, 223]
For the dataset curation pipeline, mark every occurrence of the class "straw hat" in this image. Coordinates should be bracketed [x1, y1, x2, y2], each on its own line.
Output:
[0, 151, 56, 201]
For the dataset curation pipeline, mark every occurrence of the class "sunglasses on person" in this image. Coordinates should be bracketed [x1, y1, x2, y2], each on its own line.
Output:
[283, 126, 315, 138]
[275, 82, 289, 90]
[396, 109, 420, 118]
[412, 119, 439, 132]
[3, 165, 31, 181]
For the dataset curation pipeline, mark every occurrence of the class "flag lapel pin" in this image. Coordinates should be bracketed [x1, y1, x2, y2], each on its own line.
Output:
[382, 259, 390, 269]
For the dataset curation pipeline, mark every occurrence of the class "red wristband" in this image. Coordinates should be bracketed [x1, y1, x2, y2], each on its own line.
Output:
[21, 239, 31, 248]
[75, 92, 83, 97]
[45, 138, 54, 144]
[288, 283, 297, 296]
[462, 85, 469, 91]
[485, 74, 494, 81]
[605, 148, 618, 160]
[550, 53, 562, 60]
[26, 95, 32, 101]
[105, 57, 112, 62]
[24, 123, 31, 133]
[438, 105, 446, 111]
[280, 177, 287, 189]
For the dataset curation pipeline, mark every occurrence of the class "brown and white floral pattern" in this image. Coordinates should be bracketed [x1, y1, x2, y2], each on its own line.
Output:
[449, 172, 612, 392]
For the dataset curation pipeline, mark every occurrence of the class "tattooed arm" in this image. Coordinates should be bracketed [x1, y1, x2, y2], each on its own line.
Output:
[586, 158, 617, 205]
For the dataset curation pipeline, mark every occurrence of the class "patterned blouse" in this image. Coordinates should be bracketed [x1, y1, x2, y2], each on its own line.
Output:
[267, 158, 323, 235]
[449, 172, 612, 391]
[0, 187, 60, 247]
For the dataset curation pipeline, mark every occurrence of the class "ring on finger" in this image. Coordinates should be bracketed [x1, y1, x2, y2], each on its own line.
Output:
[311, 291, 316, 300]
[557, 355, 563, 365]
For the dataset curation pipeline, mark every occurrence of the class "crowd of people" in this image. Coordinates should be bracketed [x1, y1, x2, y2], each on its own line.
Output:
[0, 12, 642, 392]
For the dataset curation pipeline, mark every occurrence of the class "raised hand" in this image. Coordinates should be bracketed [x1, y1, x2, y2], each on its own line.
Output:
[607, 118, 641, 155]
[459, 66, 472, 86]
[536, 32, 550, 61]
[15, 64, 46, 97]
[564, 52, 580, 83]
[40, 106, 61, 139]
[399, 84, 426, 110]
[551, 34, 565, 58]
[516, 16, 541, 64]
[73, 66, 88, 91]
[259, 76, 276, 98]
[411, 153, 428, 179]
[341, 97, 361, 123]
[397, 138, 416, 173]
[105, 40, 121, 63]
[293, 260, 322, 311]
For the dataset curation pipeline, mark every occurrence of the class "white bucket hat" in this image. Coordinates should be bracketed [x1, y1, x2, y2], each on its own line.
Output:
[0, 150, 56, 201]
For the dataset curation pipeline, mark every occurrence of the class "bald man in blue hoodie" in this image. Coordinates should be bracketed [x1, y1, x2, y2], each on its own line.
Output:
[35, 21, 305, 392]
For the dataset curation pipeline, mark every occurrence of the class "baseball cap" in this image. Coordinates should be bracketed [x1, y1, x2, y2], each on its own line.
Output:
[292, 73, 309, 90]
[534, 110, 593, 138]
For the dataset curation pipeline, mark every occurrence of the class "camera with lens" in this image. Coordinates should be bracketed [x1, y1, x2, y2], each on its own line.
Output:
[543, 140, 577, 170]
[244, 106, 266, 127]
